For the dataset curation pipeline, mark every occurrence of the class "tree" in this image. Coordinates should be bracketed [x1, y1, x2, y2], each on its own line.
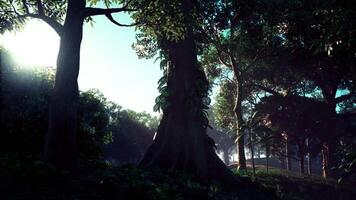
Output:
[256, 0, 356, 177]
[0, 51, 114, 160]
[197, 0, 291, 171]
[132, 0, 243, 188]
[0, 0, 137, 169]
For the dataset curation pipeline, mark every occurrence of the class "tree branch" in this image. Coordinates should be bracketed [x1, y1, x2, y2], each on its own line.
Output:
[335, 90, 355, 104]
[217, 51, 232, 68]
[21, 0, 30, 14]
[36, 0, 44, 15]
[85, 7, 136, 17]
[10, 0, 63, 36]
[19, 14, 63, 35]
[252, 83, 283, 96]
[104, 13, 138, 27]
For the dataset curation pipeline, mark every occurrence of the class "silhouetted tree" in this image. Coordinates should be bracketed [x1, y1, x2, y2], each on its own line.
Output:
[0, 0, 138, 169]
[132, 0, 243, 187]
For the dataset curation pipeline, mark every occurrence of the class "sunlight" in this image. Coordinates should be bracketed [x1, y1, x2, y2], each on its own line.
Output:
[0, 20, 59, 68]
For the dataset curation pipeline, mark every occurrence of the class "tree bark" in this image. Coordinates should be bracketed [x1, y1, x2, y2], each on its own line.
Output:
[139, 0, 242, 188]
[223, 147, 230, 166]
[299, 152, 305, 175]
[298, 140, 306, 175]
[321, 116, 337, 178]
[265, 144, 269, 172]
[307, 153, 312, 175]
[285, 134, 292, 171]
[320, 84, 338, 178]
[322, 141, 336, 178]
[306, 138, 312, 175]
[234, 80, 246, 170]
[44, 0, 85, 169]
[249, 129, 255, 176]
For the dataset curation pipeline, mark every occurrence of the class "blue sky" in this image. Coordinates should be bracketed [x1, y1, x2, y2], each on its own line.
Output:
[0, 14, 162, 115]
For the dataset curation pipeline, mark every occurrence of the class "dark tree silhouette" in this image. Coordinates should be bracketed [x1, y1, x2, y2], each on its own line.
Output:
[0, 0, 136, 169]
[133, 0, 243, 188]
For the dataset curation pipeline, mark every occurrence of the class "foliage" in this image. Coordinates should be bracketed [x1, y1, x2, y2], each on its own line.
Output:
[213, 80, 236, 132]
[133, 0, 212, 131]
[234, 168, 355, 200]
[0, 49, 158, 163]
[1, 50, 53, 153]
[0, 0, 136, 34]
[337, 129, 356, 185]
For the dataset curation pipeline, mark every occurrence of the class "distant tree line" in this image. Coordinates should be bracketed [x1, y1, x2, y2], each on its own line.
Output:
[0, 49, 158, 165]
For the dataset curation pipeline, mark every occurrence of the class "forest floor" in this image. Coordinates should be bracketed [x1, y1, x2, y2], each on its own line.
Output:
[0, 153, 355, 200]
[234, 167, 355, 200]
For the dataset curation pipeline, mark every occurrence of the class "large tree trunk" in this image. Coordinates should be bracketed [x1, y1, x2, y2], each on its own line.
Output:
[139, 0, 242, 188]
[44, 0, 85, 169]
[322, 141, 336, 178]
[320, 117, 337, 178]
[320, 84, 338, 178]
[234, 80, 246, 170]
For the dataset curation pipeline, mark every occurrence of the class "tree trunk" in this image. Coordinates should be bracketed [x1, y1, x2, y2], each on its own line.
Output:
[320, 86, 338, 178]
[322, 141, 336, 178]
[298, 140, 305, 175]
[139, 0, 242, 188]
[44, 0, 85, 170]
[234, 80, 246, 170]
[250, 131, 255, 176]
[320, 123, 337, 178]
[280, 156, 285, 169]
[223, 147, 230, 166]
[321, 143, 328, 178]
[265, 144, 269, 172]
[299, 152, 305, 175]
[307, 153, 312, 175]
[306, 138, 312, 175]
[285, 134, 292, 171]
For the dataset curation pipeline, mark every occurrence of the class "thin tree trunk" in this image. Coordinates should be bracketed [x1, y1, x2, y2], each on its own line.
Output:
[234, 80, 246, 170]
[322, 144, 328, 178]
[308, 153, 312, 175]
[223, 147, 230, 166]
[249, 129, 255, 176]
[280, 155, 285, 169]
[299, 152, 305, 175]
[266, 144, 269, 172]
[44, 0, 85, 169]
[285, 134, 292, 171]
[306, 138, 312, 175]
[298, 140, 305, 175]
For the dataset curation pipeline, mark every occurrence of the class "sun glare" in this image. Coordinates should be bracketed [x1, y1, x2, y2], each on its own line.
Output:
[0, 20, 59, 68]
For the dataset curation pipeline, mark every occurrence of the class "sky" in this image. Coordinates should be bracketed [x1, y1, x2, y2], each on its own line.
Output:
[0, 14, 162, 115]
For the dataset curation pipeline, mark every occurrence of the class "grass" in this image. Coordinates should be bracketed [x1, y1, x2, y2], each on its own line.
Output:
[234, 167, 355, 200]
[0, 153, 355, 200]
